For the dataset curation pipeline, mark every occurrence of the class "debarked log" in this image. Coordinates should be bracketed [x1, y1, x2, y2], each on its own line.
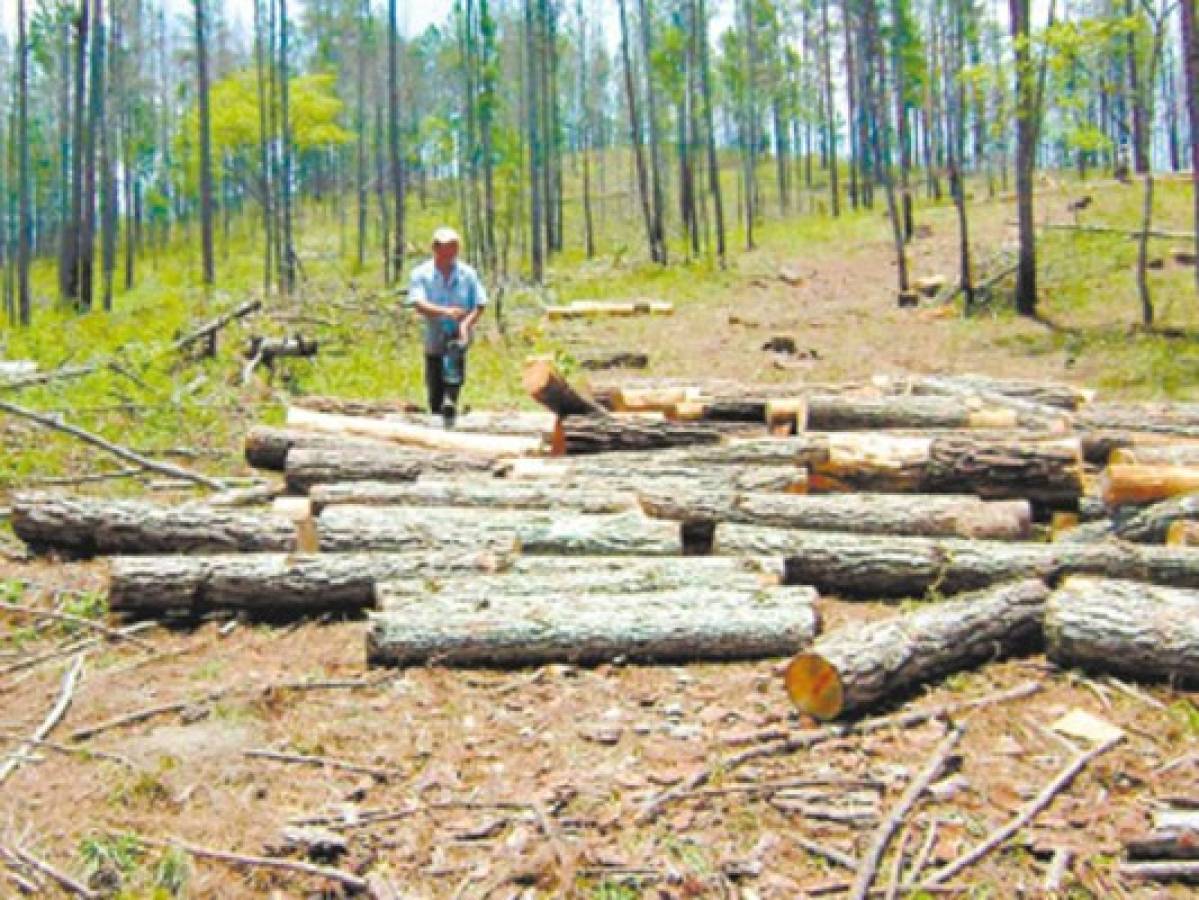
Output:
[107, 551, 511, 613]
[13, 493, 297, 556]
[786, 579, 1049, 718]
[773, 532, 1199, 597]
[309, 479, 639, 515]
[317, 506, 682, 555]
[642, 492, 1031, 540]
[367, 582, 819, 667]
[1045, 577, 1199, 684]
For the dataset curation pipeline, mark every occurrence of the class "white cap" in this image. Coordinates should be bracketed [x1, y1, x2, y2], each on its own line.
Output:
[432, 226, 461, 246]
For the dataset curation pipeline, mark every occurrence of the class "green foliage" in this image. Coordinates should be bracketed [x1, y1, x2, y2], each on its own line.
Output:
[1169, 699, 1199, 737]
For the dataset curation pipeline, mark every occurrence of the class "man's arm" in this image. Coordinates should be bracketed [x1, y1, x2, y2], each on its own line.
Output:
[459, 274, 488, 342]
[404, 269, 467, 322]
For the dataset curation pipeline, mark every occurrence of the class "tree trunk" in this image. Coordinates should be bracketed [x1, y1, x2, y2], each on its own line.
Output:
[278, 0, 297, 293]
[618, 0, 662, 264]
[806, 395, 1020, 431]
[253, 0, 274, 293]
[507, 458, 808, 495]
[697, 0, 726, 263]
[820, 0, 840, 216]
[386, 0, 404, 286]
[108, 551, 508, 614]
[553, 414, 726, 455]
[922, 435, 1084, 504]
[368, 581, 818, 668]
[285, 444, 494, 492]
[16, 0, 32, 325]
[1046, 577, 1199, 683]
[1181, 0, 1199, 294]
[637, 0, 668, 264]
[1010, 0, 1037, 315]
[318, 506, 682, 555]
[194, 0, 215, 286]
[642, 493, 1031, 540]
[777, 531, 1199, 597]
[522, 359, 604, 416]
[13, 494, 298, 557]
[790, 579, 1048, 718]
[309, 479, 638, 515]
[1110, 444, 1199, 466]
[891, 373, 1092, 411]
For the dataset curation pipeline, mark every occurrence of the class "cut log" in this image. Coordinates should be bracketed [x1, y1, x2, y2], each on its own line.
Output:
[1100, 464, 1199, 506]
[786, 580, 1048, 718]
[609, 386, 704, 414]
[774, 532, 1199, 597]
[380, 558, 777, 605]
[1079, 403, 1199, 437]
[1110, 444, 1199, 466]
[521, 359, 603, 417]
[552, 414, 726, 455]
[286, 406, 542, 457]
[765, 398, 809, 433]
[385, 411, 556, 436]
[923, 436, 1084, 505]
[367, 582, 818, 667]
[504, 457, 809, 495]
[1168, 521, 1199, 546]
[878, 373, 1092, 412]
[643, 493, 1032, 540]
[246, 426, 508, 474]
[317, 506, 682, 555]
[1045, 577, 1199, 684]
[670, 399, 770, 423]
[308, 479, 638, 515]
[809, 434, 932, 493]
[107, 551, 511, 613]
[1125, 829, 1199, 860]
[806, 395, 1018, 431]
[12, 493, 298, 556]
[1116, 494, 1199, 543]
[246, 335, 319, 362]
[284, 443, 497, 493]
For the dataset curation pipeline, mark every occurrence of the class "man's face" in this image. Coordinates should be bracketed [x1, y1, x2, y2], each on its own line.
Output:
[433, 240, 459, 268]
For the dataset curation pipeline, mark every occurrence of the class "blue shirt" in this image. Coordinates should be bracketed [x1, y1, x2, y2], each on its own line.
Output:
[405, 259, 488, 354]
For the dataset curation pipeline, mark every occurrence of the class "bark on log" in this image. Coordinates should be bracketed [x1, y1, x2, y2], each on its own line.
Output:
[1046, 577, 1199, 683]
[367, 582, 818, 667]
[246, 335, 318, 363]
[505, 458, 809, 495]
[309, 479, 639, 515]
[774, 532, 1199, 597]
[1116, 494, 1199, 542]
[386, 411, 557, 436]
[552, 414, 727, 454]
[284, 444, 496, 492]
[286, 406, 542, 457]
[790, 580, 1049, 718]
[1079, 403, 1199, 436]
[522, 359, 603, 417]
[670, 399, 770, 423]
[577, 351, 650, 371]
[293, 396, 421, 417]
[246, 426, 498, 474]
[317, 506, 682, 555]
[808, 434, 932, 493]
[923, 437, 1084, 505]
[107, 551, 510, 613]
[648, 494, 1031, 540]
[1101, 464, 1199, 506]
[881, 373, 1093, 412]
[1125, 830, 1199, 860]
[806, 395, 1019, 431]
[13, 493, 296, 557]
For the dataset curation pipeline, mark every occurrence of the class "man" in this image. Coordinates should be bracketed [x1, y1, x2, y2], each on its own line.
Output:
[405, 227, 487, 425]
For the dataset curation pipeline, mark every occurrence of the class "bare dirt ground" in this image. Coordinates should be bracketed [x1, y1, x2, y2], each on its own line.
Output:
[2, 199, 1198, 898]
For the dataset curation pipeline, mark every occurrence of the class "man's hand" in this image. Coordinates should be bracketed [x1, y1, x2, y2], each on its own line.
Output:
[459, 321, 473, 346]
[442, 306, 468, 322]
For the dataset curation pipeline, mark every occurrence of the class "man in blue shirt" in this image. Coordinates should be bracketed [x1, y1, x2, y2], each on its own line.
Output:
[405, 227, 488, 424]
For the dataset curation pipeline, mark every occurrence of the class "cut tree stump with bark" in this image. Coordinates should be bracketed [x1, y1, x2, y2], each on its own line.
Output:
[774, 531, 1199, 597]
[1101, 464, 1199, 506]
[13, 493, 298, 557]
[367, 581, 818, 667]
[521, 358, 604, 417]
[1046, 577, 1199, 684]
[107, 551, 512, 613]
[785, 580, 1049, 719]
[286, 406, 542, 457]
[643, 492, 1031, 540]
[309, 479, 639, 515]
[551, 414, 728, 454]
[317, 506, 683, 555]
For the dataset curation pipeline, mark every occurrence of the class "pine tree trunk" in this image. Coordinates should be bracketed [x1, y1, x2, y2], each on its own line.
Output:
[1010, 0, 1037, 315]
[637, 0, 668, 263]
[525, 0, 544, 281]
[1181, 0, 1199, 294]
[386, 0, 404, 286]
[278, 0, 296, 293]
[820, 0, 841, 215]
[63, 0, 88, 304]
[697, 0, 726, 263]
[16, 0, 31, 325]
[194, 0, 215, 286]
[618, 0, 660, 264]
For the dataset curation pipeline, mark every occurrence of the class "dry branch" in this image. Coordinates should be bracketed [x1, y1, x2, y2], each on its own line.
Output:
[0, 601, 155, 650]
[1, 845, 97, 899]
[150, 837, 367, 892]
[0, 654, 85, 787]
[0, 400, 224, 490]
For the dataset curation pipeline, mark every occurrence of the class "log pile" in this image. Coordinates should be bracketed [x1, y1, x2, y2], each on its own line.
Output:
[9, 369, 1199, 698]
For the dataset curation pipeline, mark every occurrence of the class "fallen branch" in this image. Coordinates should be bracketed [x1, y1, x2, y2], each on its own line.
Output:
[850, 726, 964, 900]
[173, 299, 262, 353]
[1118, 861, 1199, 882]
[243, 748, 403, 780]
[637, 681, 1039, 824]
[883, 827, 912, 900]
[1, 845, 97, 899]
[0, 654, 85, 787]
[0, 400, 224, 490]
[0, 730, 137, 769]
[0, 622, 155, 680]
[1043, 222, 1192, 240]
[147, 837, 366, 893]
[919, 735, 1122, 888]
[790, 837, 860, 871]
[0, 363, 99, 392]
[0, 601, 155, 651]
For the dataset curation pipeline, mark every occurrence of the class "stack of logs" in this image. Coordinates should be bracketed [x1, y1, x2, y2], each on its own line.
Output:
[10, 366, 1199, 713]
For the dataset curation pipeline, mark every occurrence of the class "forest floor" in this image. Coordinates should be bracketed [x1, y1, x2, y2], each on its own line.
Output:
[2, 176, 1199, 898]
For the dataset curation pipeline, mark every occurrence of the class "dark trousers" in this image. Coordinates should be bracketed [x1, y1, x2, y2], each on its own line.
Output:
[424, 353, 465, 413]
